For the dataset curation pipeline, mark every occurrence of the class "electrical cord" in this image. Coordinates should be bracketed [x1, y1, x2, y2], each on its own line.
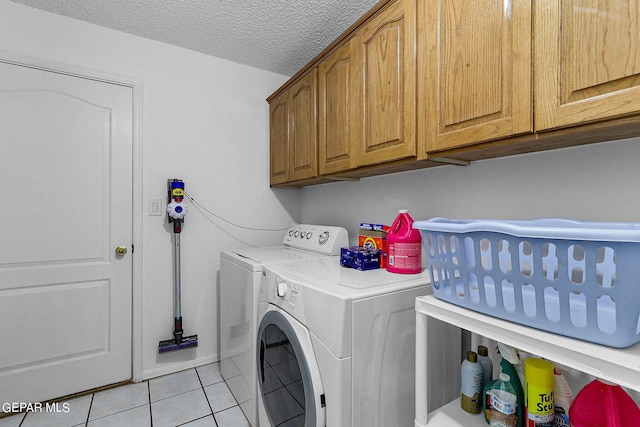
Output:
[184, 192, 295, 245]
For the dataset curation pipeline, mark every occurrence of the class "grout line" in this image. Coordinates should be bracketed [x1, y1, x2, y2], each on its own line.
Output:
[84, 393, 94, 426]
[176, 414, 217, 427]
[148, 381, 153, 427]
[195, 367, 215, 417]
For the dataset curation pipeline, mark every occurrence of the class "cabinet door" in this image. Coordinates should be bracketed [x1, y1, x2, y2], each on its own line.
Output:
[356, 0, 417, 166]
[535, 0, 640, 131]
[319, 39, 358, 175]
[419, 0, 532, 153]
[269, 92, 289, 185]
[289, 69, 318, 182]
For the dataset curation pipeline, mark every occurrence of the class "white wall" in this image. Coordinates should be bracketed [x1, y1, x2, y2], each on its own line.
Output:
[0, 0, 298, 380]
[300, 137, 640, 242]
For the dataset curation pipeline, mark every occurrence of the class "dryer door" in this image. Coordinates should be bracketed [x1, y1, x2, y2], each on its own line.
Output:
[257, 306, 326, 426]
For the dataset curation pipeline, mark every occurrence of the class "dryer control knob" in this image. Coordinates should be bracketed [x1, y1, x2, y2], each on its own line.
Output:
[276, 281, 288, 298]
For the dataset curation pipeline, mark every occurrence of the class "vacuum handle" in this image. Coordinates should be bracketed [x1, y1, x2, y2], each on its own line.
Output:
[174, 232, 182, 320]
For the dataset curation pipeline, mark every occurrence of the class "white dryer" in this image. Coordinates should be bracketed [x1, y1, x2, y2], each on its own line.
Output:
[220, 225, 348, 426]
[256, 257, 459, 427]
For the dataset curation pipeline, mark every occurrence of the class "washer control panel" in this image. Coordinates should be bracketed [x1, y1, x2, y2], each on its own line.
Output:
[262, 269, 305, 322]
[282, 224, 348, 255]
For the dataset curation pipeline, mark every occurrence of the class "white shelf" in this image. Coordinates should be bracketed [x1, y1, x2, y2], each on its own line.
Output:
[417, 295, 640, 390]
[415, 399, 487, 427]
[415, 294, 640, 426]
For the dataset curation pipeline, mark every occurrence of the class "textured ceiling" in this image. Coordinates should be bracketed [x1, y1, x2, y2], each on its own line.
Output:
[11, 0, 381, 76]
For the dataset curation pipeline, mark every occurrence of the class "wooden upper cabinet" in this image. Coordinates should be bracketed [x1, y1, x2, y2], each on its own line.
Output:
[355, 0, 417, 166]
[535, 0, 640, 131]
[418, 0, 532, 154]
[289, 69, 318, 182]
[319, 39, 358, 175]
[269, 69, 318, 186]
[269, 92, 289, 185]
[270, 0, 640, 186]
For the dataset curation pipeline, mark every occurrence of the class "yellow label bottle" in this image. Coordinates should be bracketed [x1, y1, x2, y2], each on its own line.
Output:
[524, 358, 554, 427]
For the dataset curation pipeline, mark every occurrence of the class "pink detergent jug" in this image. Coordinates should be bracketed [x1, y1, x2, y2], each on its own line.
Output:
[386, 210, 422, 274]
[569, 379, 640, 427]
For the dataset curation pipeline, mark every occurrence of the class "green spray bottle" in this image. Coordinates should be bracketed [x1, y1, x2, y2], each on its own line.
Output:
[483, 343, 525, 427]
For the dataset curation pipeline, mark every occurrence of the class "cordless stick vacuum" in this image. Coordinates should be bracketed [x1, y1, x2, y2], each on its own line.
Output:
[159, 179, 199, 353]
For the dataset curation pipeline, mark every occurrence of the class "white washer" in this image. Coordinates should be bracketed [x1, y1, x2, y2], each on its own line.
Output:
[257, 257, 459, 427]
[220, 225, 348, 426]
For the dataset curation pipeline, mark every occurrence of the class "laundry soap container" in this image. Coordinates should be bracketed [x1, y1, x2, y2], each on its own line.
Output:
[569, 379, 640, 427]
[387, 210, 422, 274]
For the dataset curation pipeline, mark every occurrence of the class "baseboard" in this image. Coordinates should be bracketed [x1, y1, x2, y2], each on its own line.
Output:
[141, 353, 219, 381]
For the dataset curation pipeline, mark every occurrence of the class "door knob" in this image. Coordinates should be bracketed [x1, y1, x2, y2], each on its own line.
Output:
[115, 246, 128, 256]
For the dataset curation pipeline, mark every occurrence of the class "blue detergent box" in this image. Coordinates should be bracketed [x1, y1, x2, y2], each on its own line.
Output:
[340, 246, 382, 271]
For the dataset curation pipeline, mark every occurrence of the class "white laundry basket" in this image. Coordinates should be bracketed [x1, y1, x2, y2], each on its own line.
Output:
[413, 218, 640, 348]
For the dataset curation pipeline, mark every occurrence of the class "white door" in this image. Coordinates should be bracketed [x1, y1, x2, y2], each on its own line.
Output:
[0, 61, 133, 403]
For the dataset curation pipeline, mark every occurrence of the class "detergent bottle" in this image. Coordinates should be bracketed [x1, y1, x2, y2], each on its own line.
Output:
[387, 210, 422, 274]
[569, 378, 640, 427]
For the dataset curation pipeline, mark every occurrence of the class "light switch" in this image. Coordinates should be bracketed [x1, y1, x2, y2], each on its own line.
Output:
[149, 198, 163, 216]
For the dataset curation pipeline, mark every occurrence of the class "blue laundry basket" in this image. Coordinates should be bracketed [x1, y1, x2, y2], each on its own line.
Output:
[413, 218, 640, 348]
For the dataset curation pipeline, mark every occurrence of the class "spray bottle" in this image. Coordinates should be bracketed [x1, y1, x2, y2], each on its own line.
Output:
[483, 343, 525, 427]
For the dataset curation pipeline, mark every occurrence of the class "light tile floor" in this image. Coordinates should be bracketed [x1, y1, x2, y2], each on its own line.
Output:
[0, 362, 250, 427]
